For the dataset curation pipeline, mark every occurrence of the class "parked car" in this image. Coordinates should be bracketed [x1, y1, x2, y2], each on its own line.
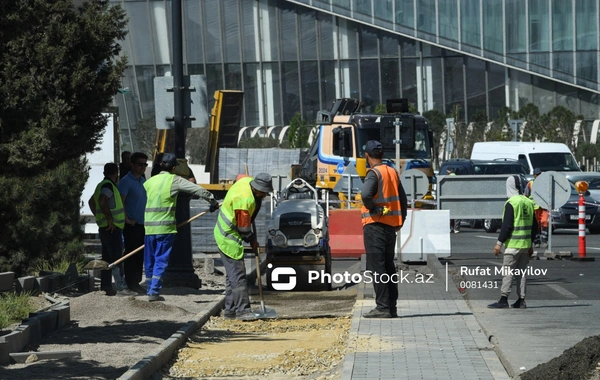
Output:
[438, 159, 528, 230]
[563, 172, 600, 203]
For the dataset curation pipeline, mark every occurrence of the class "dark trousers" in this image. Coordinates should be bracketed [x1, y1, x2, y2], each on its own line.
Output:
[363, 223, 398, 312]
[144, 234, 175, 296]
[98, 227, 126, 291]
[219, 249, 251, 314]
[123, 223, 145, 289]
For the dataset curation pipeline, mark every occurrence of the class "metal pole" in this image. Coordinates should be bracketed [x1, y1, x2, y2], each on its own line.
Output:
[164, 0, 200, 289]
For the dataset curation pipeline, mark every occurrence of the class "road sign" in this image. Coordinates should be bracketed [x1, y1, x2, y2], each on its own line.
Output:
[154, 74, 208, 129]
[531, 171, 571, 210]
[400, 169, 429, 202]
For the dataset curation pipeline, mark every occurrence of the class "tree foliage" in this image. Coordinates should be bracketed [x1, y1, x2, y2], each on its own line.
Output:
[0, 0, 128, 274]
[288, 113, 312, 149]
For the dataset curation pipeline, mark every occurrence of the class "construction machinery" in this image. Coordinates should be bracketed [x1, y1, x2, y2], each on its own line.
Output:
[294, 98, 435, 208]
[265, 178, 332, 291]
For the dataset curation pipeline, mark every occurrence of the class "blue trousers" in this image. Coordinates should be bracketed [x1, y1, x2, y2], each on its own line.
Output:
[144, 234, 175, 296]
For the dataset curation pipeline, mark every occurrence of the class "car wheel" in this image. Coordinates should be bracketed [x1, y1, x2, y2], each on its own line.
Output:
[483, 219, 498, 233]
[589, 226, 600, 234]
[469, 219, 483, 229]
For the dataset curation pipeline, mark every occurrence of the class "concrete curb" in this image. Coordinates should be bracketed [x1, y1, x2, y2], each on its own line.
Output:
[427, 255, 511, 380]
[340, 254, 366, 380]
[117, 296, 225, 380]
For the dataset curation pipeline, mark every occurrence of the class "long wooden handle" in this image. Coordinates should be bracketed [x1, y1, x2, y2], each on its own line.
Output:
[107, 204, 221, 269]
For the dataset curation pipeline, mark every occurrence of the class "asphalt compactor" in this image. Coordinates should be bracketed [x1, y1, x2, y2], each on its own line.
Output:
[265, 178, 332, 291]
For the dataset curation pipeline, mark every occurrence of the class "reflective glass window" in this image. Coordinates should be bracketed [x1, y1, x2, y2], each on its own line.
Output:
[301, 61, 320, 122]
[438, 0, 458, 44]
[444, 56, 464, 113]
[381, 59, 400, 102]
[203, 0, 222, 63]
[243, 63, 260, 126]
[359, 27, 378, 58]
[151, 2, 171, 65]
[576, 52, 598, 85]
[374, 0, 393, 23]
[402, 58, 418, 104]
[576, 0, 597, 50]
[136, 65, 157, 116]
[381, 32, 399, 58]
[579, 90, 600, 119]
[531, 76, 555, 114]
[282, 62, 300, 124]
[299, 8, 317, 60]
[206, 64, 224, 107]
[260, 0, 279, 61]
[488, 63, 506, 119]
[318, 13, 335, 60]
[553, 52, 574, 80]
[184, 0, 203, 64]
[465, 57, 486, 120]
[424, 56, 443, 112]
[552, 1, 573, 52]
[401, 38, 417, 57]
[417, 0, 436, 37]
[360, 59, 380, 112]
[241, 1, 257, 61]
[529, 0, 549, 52]
[280, 3, 298, 61]
[320, 61, 337, 109]
[395, 0, 414, 29]
[555, 83, 578, 111]
[225, 64, 242, 90]
[263, 63, 282, 126]
[223, 0, 240, 62]
[338, 19, 358, 59]
[354, 0, 372, 17]
[332, 0, 352, 17]
[340, 60, 359, 99]
[483, 0, 503, 54]
[460, 0, 480, 48]
[506, 0, 526, 54]
[123, 2, 153, 65]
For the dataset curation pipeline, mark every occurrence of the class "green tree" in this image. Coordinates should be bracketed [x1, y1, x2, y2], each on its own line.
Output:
[288, 113, 312, 149]
[374, 104, 387, 114]
[0, 0, 128, 274]
[238, 137, 280, 148]
[422, 109, 445, 168]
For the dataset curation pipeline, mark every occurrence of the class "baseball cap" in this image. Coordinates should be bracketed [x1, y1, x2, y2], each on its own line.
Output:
[365, 140, 383, 155]
[162, 153, 179, 167]
[533, 168, 542, 175]
[250, 173, 273, 193]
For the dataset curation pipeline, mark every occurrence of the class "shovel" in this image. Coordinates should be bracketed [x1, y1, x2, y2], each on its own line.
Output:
[251, 222, 277, 319]
[83, 204, 220, 271]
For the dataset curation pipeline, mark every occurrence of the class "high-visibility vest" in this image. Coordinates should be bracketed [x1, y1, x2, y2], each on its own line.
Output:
[361, 165, 403, 227]
[503, 195, 534, 249]
[527, 180, 541, 210]
[214, 177, 256, 260]
[144, 173, 177, 235]
[93, 179, 125, 229]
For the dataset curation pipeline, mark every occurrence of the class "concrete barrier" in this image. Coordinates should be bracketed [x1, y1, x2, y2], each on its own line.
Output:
[0, 272, 15, 292]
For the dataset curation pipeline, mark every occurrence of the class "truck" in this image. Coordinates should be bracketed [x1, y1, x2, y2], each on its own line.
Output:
[470, 141, 580, 174]
[295, 98, 435, 206]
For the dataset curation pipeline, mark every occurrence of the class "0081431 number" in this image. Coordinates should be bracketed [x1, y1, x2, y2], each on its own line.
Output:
[459, 281, 498, 289]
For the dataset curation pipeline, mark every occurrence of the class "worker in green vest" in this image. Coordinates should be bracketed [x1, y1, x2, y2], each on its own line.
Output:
[143, 153, 219, 302]
[488, 175, 538, 309]
[88, 163, 136, 297]
[214, 173, 273, 321]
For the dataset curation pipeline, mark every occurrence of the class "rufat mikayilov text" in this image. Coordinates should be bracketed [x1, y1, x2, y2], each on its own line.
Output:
[460, 266, 548, 276]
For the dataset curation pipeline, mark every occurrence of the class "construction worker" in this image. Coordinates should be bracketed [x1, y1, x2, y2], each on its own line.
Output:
[143, 153, 219, 302]
[488, 175, 538, 309]
[360, 140, 408, 318]
[118, 152, 148, 294]
[524, 168, 549, 247]
[88, 163, 136, 297]
[214, 173, 273, 321]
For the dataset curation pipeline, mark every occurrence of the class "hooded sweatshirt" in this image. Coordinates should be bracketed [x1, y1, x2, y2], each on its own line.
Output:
[497, 176, 538, 245]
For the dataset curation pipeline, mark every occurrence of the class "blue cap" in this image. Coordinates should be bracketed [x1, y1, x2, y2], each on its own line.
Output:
[533, 168, 542, 175]
[162, 153, 179, 167]
[365, 140, 383, 155]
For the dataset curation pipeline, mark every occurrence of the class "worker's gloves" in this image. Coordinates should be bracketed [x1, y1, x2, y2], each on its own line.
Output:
[209, 200, 220, 213]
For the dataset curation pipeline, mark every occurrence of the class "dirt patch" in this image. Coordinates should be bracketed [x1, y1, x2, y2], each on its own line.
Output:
[520, 335, 600, 380]
[161, 316, 351, 379]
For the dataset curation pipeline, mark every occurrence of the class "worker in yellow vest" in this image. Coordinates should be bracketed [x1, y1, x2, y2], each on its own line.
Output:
[143, 153, 219, 302]
[88, 163, 136, 297]
[360, 140, 407, 318]
[214, 173, 273, 321]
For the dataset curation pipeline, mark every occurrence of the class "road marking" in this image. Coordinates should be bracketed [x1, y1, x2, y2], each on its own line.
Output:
[586, 247, 600, 250]
[476, 235, 498, 240]
[546, 284, 578, 299]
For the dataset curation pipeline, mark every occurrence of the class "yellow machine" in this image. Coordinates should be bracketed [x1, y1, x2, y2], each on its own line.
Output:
[294, 98, 435, 208]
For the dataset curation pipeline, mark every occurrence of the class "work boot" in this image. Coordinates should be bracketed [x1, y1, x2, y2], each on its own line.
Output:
[147, 294, 165, 302]
[222, 310, 236, 320]
[511, 299, 527, 309]
[236, 309, 258, 321]
[116, 288, 137, 297]
[390, 308, 399, 318]
[487, 296, 509, 309]
[363, 308, 392, 318]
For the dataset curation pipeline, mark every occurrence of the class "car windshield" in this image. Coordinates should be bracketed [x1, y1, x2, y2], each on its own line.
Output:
[530, 152, 579, 172]
[473, 164, 527, 175]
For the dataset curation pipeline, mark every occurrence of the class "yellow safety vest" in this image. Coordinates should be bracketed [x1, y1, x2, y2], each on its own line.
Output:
[144, 173, 177, 235]
[93, 179, 125, 229]
[503, 195, 534, 249]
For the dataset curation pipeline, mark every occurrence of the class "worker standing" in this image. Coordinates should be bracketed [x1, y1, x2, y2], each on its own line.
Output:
[524, 168, 548, 247]
[360, 140, 408, 318]
[88, 163, 136, 297]
[214, 173, 273, 321]
[118, 152, 148, 294]
[143, 153, 219, 302]
[488, 175, 538, 309]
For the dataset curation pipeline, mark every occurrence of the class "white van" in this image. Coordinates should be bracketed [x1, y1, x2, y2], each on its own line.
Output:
[470, 142, 580, 174]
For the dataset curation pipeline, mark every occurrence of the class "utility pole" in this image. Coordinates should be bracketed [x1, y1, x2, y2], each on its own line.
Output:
[163, 0, 201, 289]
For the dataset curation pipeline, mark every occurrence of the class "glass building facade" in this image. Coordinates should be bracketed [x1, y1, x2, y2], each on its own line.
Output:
[111, 0, 600, 150]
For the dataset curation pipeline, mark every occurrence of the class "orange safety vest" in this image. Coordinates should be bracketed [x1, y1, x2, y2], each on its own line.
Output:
[361, 165, 403, 227]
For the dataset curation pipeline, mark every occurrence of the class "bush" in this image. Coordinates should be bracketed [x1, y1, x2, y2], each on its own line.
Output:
[0, 292, 36, 330]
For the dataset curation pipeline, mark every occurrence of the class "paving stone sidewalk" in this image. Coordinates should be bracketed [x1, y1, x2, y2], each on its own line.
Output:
[342, 255, 510, 380]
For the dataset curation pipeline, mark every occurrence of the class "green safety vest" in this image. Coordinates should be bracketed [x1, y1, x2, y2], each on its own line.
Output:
[144, 173, 177, 235]
[214, 177, 256, 260]
[93, 179, 125, 229]
[503, 195, 534, 249]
